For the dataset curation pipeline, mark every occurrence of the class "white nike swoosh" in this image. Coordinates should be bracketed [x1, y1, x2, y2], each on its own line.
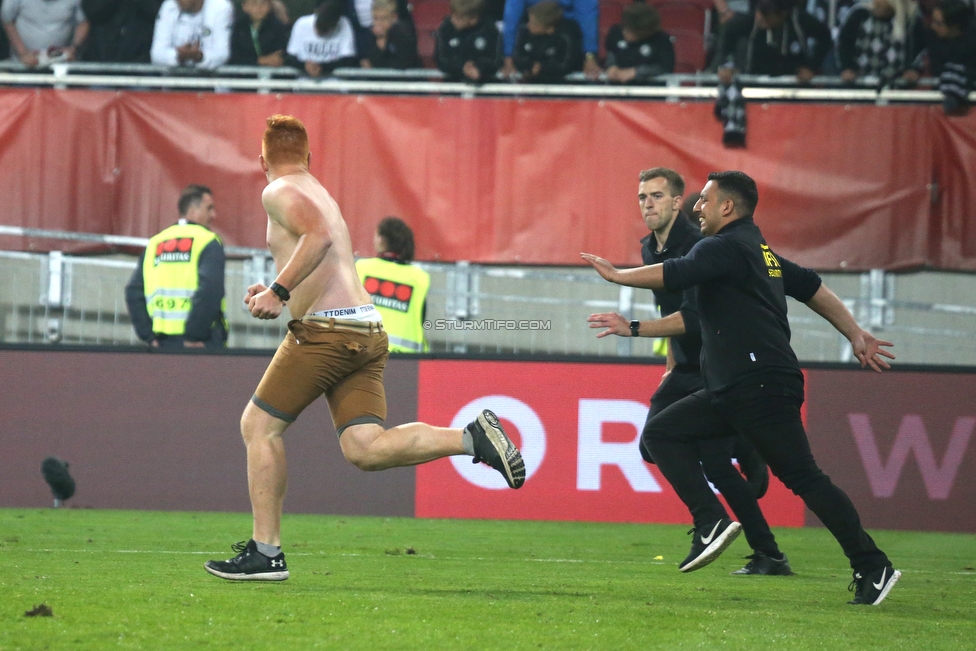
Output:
[872, 568, 888, 590]
[701, 521, 722, 545]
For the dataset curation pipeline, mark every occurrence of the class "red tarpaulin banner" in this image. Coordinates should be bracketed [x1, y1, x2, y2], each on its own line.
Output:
[1, 88, 974, 270]
[930, 109, 976, 269]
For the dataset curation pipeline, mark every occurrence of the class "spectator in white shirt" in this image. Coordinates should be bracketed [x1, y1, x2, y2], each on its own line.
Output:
[150, 0, 233, 68]
[285, 0, 357, 76]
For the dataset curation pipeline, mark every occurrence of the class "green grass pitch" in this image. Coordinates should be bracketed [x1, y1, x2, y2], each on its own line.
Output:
[1, 508, 973, 650]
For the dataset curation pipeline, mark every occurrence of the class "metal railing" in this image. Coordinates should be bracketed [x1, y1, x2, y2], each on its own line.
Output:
[0, 60, 966, 104]
[0, 234, 289, 348]
[3, 226, 976, 364]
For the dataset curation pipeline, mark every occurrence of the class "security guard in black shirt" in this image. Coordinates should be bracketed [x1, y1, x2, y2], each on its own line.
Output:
[582, 170, 901, 606]
[587, 168, 790, 576]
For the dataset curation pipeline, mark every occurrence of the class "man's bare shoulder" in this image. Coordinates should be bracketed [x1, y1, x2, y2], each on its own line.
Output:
[263, 177, 313, 216]
[261, 177, 305, 211]
[262, 174, 337, 233]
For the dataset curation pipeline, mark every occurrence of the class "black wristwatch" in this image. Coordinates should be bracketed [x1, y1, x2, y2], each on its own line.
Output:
[269, 282, 291, 303]
[630, 320, 640, 337]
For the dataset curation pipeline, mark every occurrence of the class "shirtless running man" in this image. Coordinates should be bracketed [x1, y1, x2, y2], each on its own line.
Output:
[205, 115, 525, 581]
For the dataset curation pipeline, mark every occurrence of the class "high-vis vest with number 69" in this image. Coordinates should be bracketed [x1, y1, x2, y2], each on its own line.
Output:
[143, 222, 222, 336]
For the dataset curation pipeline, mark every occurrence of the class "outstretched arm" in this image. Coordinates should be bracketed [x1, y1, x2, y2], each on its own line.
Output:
[805, 284, 895, 372]
[580, 253, 666, 290]
[587, 310, 686, 338]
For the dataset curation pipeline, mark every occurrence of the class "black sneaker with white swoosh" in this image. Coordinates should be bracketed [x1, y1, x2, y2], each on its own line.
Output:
[678, 518, 742, 572]
[848, 565, 901, 605]
[205, 539, 289, 581]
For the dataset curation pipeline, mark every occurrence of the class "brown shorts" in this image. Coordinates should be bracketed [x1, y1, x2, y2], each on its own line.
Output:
[252, 317, 389, 435]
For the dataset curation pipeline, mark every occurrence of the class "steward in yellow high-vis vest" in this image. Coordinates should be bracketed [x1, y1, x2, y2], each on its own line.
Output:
[357, 256, 430, 352]
[355, 217, 430, 353]
[125, 185, 227, 349]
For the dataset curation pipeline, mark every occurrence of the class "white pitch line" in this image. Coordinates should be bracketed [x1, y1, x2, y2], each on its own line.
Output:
[15, 549, 664, 564]
[15, 548, 317, 556]
[9, 549, 971, 574]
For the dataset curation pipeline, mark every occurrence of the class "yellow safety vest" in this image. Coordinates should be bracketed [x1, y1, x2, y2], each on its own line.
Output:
[356, 257, 430, 353]
[653, 337, 668, 357]
[652, 302, 669, 356]
[143, 222, 224, 336]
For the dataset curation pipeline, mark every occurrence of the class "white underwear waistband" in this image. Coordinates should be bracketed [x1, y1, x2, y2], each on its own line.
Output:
[309, 304, 381, 322]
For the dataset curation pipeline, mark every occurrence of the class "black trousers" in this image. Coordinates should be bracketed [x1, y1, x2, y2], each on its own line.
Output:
[641, 370, 780, 557]
[644, 372, 889, 573]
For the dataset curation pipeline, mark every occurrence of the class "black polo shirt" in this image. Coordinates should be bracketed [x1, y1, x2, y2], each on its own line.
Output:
[640, 214, 702, 372]
[661, 217, 822, 392]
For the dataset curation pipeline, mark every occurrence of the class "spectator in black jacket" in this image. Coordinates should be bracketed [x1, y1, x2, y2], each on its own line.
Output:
[512, 0, 582, 83]
[230, 0, 291, 66]
[927, 0, 976, 73]
[906, 0, 975, 113]
[605, 2, 675, 84]
[434, 0, 501, 82]
[717, 0, 832, 82]
[838, 0, 919, 83]
[81, 0, 161, 62]
[360, 0, 419, 68]
[907, 0, 976, 76]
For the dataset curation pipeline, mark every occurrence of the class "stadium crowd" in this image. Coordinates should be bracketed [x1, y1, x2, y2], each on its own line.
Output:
[0, 0, 972, 93]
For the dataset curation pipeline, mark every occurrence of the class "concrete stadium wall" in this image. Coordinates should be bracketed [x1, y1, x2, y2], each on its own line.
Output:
[0, 349, 416, 517]
[1, 349, 973, 533]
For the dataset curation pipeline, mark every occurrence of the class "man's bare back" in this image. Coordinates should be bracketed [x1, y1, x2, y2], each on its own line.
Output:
[247, 169, 370, 320]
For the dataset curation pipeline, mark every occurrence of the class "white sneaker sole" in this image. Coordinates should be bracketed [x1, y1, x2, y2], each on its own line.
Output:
[870, 569, 901, 605]
[679, 521, 743, 573]
[479, 410, 525, 489]
[204, 564, 290, 581]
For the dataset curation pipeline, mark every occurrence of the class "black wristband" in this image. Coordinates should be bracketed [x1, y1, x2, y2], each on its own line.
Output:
[269, 282, 290, 303]
[630, 320, 640, 337]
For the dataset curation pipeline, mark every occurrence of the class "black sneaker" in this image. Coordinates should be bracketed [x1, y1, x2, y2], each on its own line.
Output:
[678, 518, 742, 573]
[848, 565, 901, 605]
[204, 540, 289, 581]
[731, 551, 795, 576]
[467, 409, 525, 489]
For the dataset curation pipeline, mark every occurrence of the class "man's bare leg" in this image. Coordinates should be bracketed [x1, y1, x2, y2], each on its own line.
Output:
[241, 401, 290, 546]
[204, 401, 292, 582]
[205, 408, 523, 581]
[341, 410, 525, 489]
[339, 422, 464, 470]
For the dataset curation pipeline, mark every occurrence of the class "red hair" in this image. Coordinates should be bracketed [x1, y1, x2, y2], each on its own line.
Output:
[262, 115, 309, 167]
